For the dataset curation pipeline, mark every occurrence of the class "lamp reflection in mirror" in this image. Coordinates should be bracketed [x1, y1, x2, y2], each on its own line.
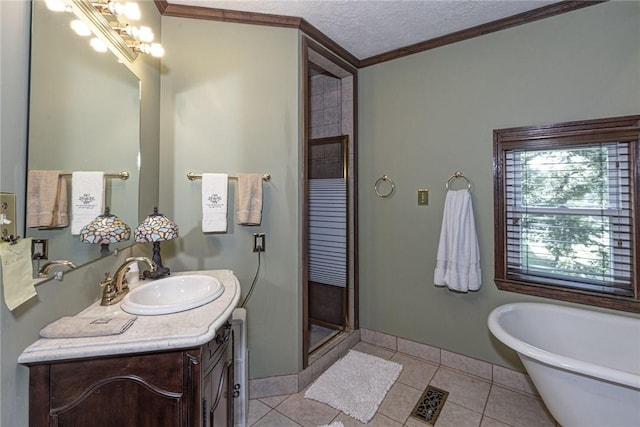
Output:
[79, 207, 131, 256]
[135, 207, 178, 280]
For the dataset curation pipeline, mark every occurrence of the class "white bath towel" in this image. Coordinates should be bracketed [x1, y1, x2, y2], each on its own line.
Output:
[71, 171, 104, 235]
[202, 173, 228, 232]
[235, 173, 263, 225]
[434, 190, 481, 292]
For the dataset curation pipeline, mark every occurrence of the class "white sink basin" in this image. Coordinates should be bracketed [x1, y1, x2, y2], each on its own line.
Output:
[121, 274, 224, 315]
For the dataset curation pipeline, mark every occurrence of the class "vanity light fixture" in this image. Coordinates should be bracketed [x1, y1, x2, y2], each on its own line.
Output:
[44, 0, 164, 61]
[79, 207, 131, 257]
[134, 207, 179, 279]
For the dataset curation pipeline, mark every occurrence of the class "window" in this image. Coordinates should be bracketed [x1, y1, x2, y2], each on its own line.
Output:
[494, 116, 640, 312]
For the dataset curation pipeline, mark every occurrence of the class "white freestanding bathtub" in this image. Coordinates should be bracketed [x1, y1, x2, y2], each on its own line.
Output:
[488, 302, 640, 427]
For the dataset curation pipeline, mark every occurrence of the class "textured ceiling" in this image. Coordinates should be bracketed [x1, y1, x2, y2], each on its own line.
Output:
[166, 0, 559, 60]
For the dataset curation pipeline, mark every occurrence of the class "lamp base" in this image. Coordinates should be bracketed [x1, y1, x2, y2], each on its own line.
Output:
[143, 241, 171, 280]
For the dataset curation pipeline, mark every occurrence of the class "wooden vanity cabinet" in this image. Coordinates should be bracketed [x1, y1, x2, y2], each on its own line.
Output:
[27, 323, 234, 427]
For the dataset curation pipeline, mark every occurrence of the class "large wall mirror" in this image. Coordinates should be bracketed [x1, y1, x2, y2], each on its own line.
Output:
[27, 0, 141, 274]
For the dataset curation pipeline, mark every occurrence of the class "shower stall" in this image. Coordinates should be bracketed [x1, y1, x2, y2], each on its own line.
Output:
[302, 37, 358, 363]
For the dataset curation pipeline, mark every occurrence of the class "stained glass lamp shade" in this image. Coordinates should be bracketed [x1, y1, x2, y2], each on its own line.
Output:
[134, 207, 179, 279]
[79, 207, 131, 257]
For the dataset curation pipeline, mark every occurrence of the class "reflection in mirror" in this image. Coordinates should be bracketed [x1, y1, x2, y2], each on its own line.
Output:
[27, 0, 140, 277]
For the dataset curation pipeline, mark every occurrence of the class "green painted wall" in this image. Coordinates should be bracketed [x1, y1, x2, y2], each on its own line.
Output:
[358, 1, 640, 369]
[159, 17, 301, 379]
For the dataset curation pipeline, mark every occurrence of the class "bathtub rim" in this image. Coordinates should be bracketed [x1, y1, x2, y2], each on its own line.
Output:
[488, 302, 640, 390]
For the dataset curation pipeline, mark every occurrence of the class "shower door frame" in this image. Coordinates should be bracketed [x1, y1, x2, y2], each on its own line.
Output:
[307, 135, 349, 331]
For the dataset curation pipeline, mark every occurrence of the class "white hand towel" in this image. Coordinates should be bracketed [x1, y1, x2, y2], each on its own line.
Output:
[202, 173, 228, 232]
[71, 171, 105, 235]
[235, 173, 263, 225]
[434, 190, 481, 292]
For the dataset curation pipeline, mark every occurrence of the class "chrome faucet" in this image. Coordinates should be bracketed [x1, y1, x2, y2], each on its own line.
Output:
[38, 260, 77, 278]
[100, 257, 157, 306]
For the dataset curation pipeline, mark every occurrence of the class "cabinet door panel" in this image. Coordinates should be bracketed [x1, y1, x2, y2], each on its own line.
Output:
[203, 335, 233, 427]
[55, 379, 183, 427]
[50, 352, 185, 409]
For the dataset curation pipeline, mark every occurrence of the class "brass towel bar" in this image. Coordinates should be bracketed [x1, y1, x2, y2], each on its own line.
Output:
[186, 172, 271, 182]
[60, 171, 130, 180]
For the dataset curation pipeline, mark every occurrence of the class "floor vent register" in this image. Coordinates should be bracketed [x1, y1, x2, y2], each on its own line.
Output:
[410, 385, 449, 425]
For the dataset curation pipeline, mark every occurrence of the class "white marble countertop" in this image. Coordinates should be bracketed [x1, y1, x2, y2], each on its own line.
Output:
[18, 269, 241, 365]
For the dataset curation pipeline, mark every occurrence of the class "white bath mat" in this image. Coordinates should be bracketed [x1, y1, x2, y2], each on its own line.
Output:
[305, 350, 403, 423]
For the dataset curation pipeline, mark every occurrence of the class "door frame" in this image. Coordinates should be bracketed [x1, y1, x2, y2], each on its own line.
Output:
[301, 37, 358, 369]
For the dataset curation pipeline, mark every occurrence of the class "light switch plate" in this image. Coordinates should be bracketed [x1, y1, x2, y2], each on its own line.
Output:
[418, 189, 429, 206]
[0, 192, 17, 240]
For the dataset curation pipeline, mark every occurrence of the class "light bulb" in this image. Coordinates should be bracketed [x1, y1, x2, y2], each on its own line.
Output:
[123, 2, 141, 20]
[45, 0, 68, 12]
[106, 1, 140, 20]
[149, 43, 164, 58]
[70, 20, 91, 37]
[90, 37, 108, 53]
[137, 26, 154, 43]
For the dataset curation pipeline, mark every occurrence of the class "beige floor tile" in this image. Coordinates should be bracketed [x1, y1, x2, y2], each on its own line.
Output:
[435, 402, 482, 427]
[429, 368, 491, 413]
[480, 416, 513, 427]
[441, 350, 492, 381]
[404, 416, 429, 427]
[361, 329, 398, 351]
[378, 382, 423, 424]
[252, 410, 302, 427]
[484, 386, 556, 427]
[250, 374, 298, 399]
[352, 341, 396, 360]
[276, 392, 340, 427]
[397, 338, 441, 365]
[336, 412, 403, 426]
[259, 394, 290, 408]
[248, 399, 272, 426]
[391, 353, 438, 391]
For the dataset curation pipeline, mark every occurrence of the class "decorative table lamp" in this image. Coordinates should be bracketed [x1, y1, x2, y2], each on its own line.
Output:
[79, 207, 131, 257]
[134, 207, 179, 279]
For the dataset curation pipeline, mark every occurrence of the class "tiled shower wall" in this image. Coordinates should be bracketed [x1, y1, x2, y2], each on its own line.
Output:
[310, 73, 342, 139]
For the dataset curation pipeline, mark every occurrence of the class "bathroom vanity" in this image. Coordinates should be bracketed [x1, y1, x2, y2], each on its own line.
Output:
[19, 270, 241, 427]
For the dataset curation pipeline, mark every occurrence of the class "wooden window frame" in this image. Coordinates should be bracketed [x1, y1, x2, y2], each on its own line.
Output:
[494, 115, 640, 313]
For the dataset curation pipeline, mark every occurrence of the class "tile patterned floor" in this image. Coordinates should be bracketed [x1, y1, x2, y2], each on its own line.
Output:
[248, 342, 558, 427]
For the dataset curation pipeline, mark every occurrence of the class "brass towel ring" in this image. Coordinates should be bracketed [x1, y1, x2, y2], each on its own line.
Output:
[446, 171, 471, 191]
[374, 175, 395, 198]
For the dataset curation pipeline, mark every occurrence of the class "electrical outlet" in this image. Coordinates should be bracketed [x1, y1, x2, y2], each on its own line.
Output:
[253, 233, 266, 252]
[32, 239, 48, 260]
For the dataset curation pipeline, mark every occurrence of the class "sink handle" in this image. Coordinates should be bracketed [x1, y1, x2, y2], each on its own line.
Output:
[99, 273, 118, 306]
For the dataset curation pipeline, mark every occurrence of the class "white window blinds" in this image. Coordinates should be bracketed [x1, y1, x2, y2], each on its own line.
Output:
[504, 142, 633, 296]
